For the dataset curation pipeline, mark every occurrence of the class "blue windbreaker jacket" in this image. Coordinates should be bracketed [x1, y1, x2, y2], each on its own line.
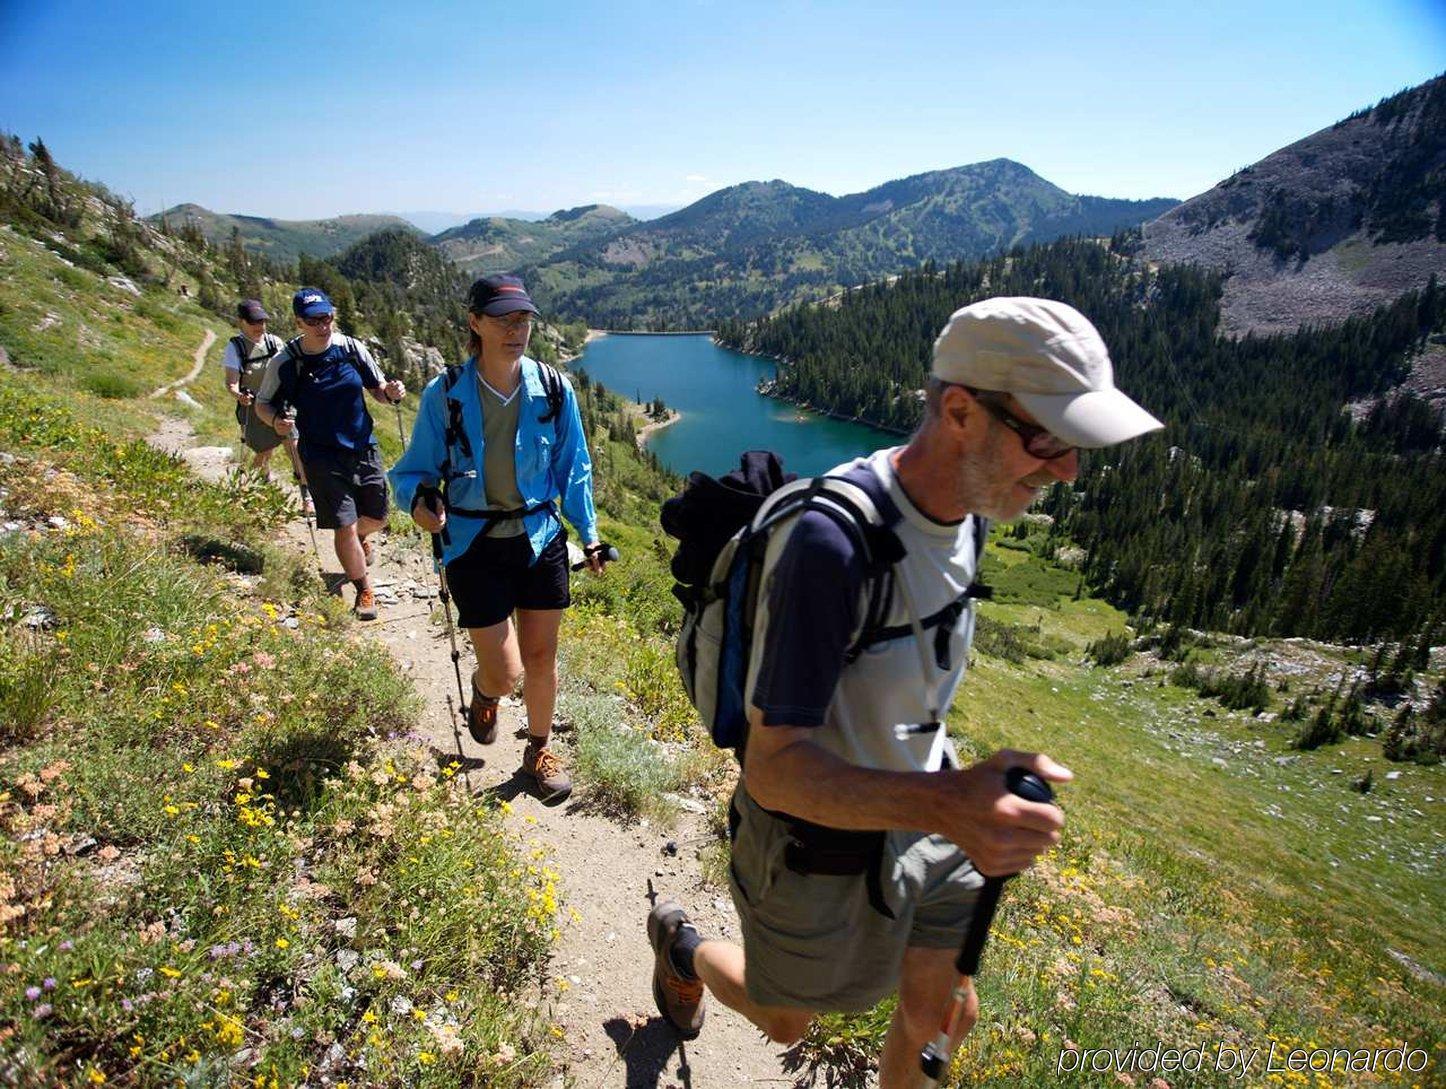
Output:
[388, 356, 598, 566]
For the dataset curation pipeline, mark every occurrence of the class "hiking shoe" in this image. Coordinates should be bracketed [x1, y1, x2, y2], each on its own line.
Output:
[354, 586, 378, 621]
[361, 536, 377, 566]
[648, 900, 706, 1039]
[521, 738, 571, 802]
[468, 683, 499, 745]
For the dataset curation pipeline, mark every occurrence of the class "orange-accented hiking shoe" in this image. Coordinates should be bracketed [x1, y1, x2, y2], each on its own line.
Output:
[647, 899, 705, 1039]
[354, 585, 378, 621]
[467, 683, 499, 745]
[521, 738, 571, 802]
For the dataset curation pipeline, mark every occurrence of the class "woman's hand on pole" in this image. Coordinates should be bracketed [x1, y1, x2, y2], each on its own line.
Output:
[412, 493, 446, 535]
[582, 540, 610, 574]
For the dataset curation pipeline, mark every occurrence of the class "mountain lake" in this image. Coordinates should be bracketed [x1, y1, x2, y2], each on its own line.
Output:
[572, 333, 899, 478]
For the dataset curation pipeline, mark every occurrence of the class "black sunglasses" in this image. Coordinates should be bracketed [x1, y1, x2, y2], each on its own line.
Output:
[966, 389, 1076, 460]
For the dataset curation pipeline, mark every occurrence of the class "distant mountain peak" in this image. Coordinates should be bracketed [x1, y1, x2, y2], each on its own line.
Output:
[545, 204, 629, 224]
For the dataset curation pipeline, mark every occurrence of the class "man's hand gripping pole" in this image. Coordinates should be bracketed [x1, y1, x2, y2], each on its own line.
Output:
[918, 767, 1057, 1087]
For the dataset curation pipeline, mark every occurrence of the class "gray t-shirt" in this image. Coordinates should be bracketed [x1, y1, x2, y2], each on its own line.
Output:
[221, 333, 284, 393]
[477, 372, 527, 538]
[746, 447, 984, 774]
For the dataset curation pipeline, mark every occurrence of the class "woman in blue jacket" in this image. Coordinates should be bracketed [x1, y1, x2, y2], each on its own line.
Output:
[390, 275, 606, 802]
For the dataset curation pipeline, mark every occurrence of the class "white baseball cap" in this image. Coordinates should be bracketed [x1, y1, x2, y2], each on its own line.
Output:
[931, 297, 1163, 448]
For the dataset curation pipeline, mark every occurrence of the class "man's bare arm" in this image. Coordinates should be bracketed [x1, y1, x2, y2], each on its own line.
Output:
[741, 708, 1070, 877]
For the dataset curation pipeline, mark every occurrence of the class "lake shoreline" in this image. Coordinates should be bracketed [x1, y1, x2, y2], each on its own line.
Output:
[634, 409, 682, 450]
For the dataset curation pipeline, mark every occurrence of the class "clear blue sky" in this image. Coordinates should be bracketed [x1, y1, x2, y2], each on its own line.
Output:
[1, 0, 1441, 220]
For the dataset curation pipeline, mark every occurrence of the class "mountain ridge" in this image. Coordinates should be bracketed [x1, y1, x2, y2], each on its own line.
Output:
[523, 158, 1177, 325]
[1142, 73, 1446, 338]
[430, 203, 636, 275]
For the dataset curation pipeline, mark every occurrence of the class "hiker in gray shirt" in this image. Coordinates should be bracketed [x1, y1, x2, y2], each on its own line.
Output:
[647, 298, 1163, 1087]
[222, 299, 313, 515]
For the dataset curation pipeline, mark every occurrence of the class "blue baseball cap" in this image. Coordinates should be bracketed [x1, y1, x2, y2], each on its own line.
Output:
[466, 274, 540, 317]
[292, 287, 335, 318]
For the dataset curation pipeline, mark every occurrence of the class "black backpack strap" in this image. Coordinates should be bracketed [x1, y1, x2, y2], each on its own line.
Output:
[438, 363, 475, 498]
[536, 362, 565, 435]
[970, 514, 993, 599]
[847, 512, 992, 667]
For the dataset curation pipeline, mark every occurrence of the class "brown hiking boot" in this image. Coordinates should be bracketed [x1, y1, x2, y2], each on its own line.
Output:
[467, 683, 499, 745]
[354, 585, 378, 621]
[647, 899, 705, 1039]
[521, 738, 571, 802]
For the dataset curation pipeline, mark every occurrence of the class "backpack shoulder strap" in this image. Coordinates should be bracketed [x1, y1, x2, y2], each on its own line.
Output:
[440, 362, 474, 472]
[536, 362, 565, 434]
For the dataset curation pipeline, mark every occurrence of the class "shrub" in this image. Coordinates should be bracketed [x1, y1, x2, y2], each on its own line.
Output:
[1383, 679, 1446, 764]
[572, 716, 684, 822]
[1087, 630, 1134, 666]
[83, 370, 144, 399]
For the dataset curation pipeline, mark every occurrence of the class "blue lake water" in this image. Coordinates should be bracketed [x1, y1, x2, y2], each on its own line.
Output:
[573, 334, 898, 478]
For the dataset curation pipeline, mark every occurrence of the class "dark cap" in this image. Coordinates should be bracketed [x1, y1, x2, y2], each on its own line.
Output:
[292, 287, 335, 319]
[237, 299, 270, 322]
[466, 274, 540, 317]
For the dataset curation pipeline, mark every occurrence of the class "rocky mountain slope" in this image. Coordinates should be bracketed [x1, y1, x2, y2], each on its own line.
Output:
[1142, 73, 1445, 346]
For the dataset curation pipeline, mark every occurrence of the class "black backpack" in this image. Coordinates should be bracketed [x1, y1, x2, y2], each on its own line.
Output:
[661, 450, 990, 752]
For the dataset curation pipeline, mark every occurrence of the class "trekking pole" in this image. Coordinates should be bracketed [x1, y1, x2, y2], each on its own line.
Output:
[239, 387, 255, 454]
[918, 767, 1056, 1088]
[277, 402, 324, 577]
[393, 395, 408, 451]
[417, 486, 471, 741]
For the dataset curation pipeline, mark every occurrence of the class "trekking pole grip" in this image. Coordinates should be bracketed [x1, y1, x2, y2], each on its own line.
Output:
[570, 542, 619, 571]
[955, 768, 1055, 976]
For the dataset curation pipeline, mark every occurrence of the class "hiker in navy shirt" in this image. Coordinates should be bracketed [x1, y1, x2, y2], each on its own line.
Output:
[255, 287, 405, 621]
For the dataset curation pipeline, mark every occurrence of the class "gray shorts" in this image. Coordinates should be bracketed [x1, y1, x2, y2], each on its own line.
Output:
[235, 401, 296, 455]
[303, 446, 389, 530]
[727, 785, 982, 1012]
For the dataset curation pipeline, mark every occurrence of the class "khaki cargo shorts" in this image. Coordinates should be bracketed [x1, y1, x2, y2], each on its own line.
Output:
[727, 785, 983, 1012]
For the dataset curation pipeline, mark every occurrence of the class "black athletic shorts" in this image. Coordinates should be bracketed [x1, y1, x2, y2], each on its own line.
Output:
[447, 527, 570, 629]
[303, 446, 389, 530]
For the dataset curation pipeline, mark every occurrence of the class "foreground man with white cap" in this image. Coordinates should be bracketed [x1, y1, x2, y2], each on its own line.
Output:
[646, 297, 1163, 1085]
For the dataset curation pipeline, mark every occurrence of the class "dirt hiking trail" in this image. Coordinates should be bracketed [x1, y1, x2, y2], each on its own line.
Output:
[150, 399, 826, 1089]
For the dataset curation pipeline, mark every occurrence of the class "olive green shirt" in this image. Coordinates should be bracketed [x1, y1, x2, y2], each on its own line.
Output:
[478, 372, 527, 538]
